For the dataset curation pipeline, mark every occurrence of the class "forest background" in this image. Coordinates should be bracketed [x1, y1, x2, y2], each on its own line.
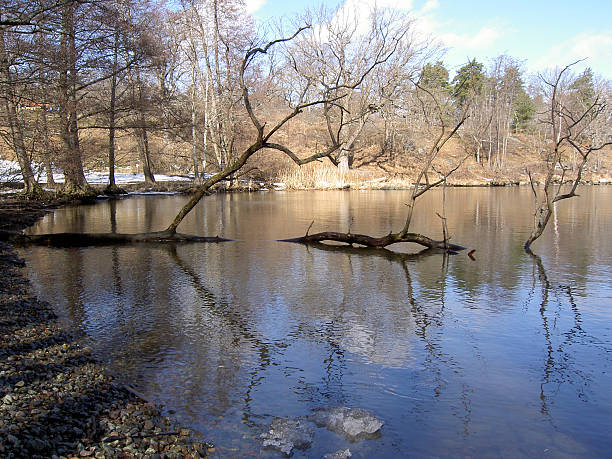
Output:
[1, 0, 611, 195]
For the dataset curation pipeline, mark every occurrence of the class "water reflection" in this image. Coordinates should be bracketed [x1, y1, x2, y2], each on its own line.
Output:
[168, 245, 274, 425]
[528, 250, 597, 420]
[21, 188, 612, 457]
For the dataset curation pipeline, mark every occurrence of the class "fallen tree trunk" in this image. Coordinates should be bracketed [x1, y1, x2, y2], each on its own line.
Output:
[1, 230, 231, 247]
[277, 78, 469, 257]
[281, 231, 465, 252]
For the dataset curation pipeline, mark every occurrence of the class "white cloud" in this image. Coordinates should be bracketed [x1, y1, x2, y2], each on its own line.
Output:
[439, 25, 504, 52]
[408, 3, 508, 68]
[529, 31, 612, 78]
[245, 0, 267, 14]
[334, 0, 414, 23]
[376, 0, 413, 10]
[421, 0, 439, 13]
[326, 0, 415, 40]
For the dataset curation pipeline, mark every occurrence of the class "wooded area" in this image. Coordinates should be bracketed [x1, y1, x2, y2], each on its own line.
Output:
[1, 0, 611, 251]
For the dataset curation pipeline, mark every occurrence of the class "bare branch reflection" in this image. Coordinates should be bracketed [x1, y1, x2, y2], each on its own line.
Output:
[300, 243, 475, 435]
[168, 245, 273, 429]
[527, 250, 591, 417]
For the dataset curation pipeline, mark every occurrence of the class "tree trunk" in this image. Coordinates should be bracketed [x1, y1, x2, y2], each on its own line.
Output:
[136, 72, 155, 184]
[202, 71, 209, 175]
[165, 141, 263, 234]
[281, 231, 464, 252]
[0, 27, 42, 195]
[107, 29, 119, 189]
[2, 230, 230, 246]
[338, 154, 349, 174]
[524, 201, 553, 250]
[59, 0, 88, 192]
[137, 123, 155, 184]
[191, 68, 199, 181]
[39, 106, 55, 186]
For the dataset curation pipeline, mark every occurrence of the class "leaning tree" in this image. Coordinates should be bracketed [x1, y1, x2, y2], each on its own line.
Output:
[284, 75, 469, 252]
[524, 62, 611, 252]
[166, 6, 469, 252]
[6, 7, 469, 253]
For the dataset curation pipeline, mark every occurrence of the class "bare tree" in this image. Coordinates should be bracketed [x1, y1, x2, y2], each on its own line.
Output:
[524, 62, 612, 251]
[288, 6, 426, 173]
[56, 0, 90, 192]
[181, 0, 254, 172]
[10, 14, 429, 245]
[0, 24, 43, 194]
[165, 6, 426, 234]
[287, 78, 469, 251]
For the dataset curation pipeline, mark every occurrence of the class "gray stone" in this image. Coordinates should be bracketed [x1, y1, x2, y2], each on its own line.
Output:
[27, 437, 47, 452]
[261, 417, 315, 455]
[7, 433, 20, 446]
[311, 407, 383, 439]
[323, 449, 352, 459]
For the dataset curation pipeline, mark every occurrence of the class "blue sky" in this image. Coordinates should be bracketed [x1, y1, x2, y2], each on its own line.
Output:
[245, 0, 612, 79]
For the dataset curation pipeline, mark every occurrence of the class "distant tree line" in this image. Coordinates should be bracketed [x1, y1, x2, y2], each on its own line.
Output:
[1, 0, 611, 198]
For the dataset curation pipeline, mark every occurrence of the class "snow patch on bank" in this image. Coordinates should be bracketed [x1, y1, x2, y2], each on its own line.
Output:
[0, 159, 193, 185]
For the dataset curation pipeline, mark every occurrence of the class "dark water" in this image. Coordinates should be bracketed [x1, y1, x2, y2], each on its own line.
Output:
[21, 188, 612, 457]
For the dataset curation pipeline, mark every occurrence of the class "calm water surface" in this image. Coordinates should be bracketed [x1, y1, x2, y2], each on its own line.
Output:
[21, 188, 612, 457]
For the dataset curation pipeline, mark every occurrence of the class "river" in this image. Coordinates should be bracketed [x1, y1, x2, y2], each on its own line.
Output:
[20, 187, 612, 457]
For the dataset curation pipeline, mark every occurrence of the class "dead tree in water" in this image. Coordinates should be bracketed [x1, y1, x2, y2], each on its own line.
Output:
[164, 8, 417, 236]
[524, 62, 611, 251]
[284, 79, 469, 252]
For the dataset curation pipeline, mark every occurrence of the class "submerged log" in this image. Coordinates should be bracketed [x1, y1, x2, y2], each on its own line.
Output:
[289, 240, 461, 260]
[280, 231, 465, 252]
[1, 230, 231, 247]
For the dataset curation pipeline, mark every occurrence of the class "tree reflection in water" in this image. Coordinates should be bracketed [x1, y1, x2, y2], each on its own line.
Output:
[527, 249, 590, 417]
[168, 246, 275, 428]
[299, 243, 476, 436]
[20, 189, 612, 456]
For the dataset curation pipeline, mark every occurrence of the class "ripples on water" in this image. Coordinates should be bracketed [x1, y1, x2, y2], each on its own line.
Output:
[22, 188, 612, 457]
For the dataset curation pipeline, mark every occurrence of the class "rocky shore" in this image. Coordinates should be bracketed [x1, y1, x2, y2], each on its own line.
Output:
[0, 198, 211, 458]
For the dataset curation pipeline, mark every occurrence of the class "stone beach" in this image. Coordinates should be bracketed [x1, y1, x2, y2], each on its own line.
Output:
[0, 198, 210, 458]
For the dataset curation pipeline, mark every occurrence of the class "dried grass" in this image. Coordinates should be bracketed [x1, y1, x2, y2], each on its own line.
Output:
[278, 163, 416, 189]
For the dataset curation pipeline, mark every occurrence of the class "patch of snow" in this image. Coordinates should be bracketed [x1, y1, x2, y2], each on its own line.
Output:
[0, 159, 21, 182]
[0, 159, 194, 185]
[127, 191, 182, 196]
[84, 171, 191, 184]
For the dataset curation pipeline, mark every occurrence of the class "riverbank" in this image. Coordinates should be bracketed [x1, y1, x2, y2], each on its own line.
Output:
[0, 198, 211, 458]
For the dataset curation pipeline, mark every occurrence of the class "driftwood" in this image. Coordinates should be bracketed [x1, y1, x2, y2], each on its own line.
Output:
[2, 228, 463, 252]
[281, 231, 465, 252]
[1, 230, 231, 247]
